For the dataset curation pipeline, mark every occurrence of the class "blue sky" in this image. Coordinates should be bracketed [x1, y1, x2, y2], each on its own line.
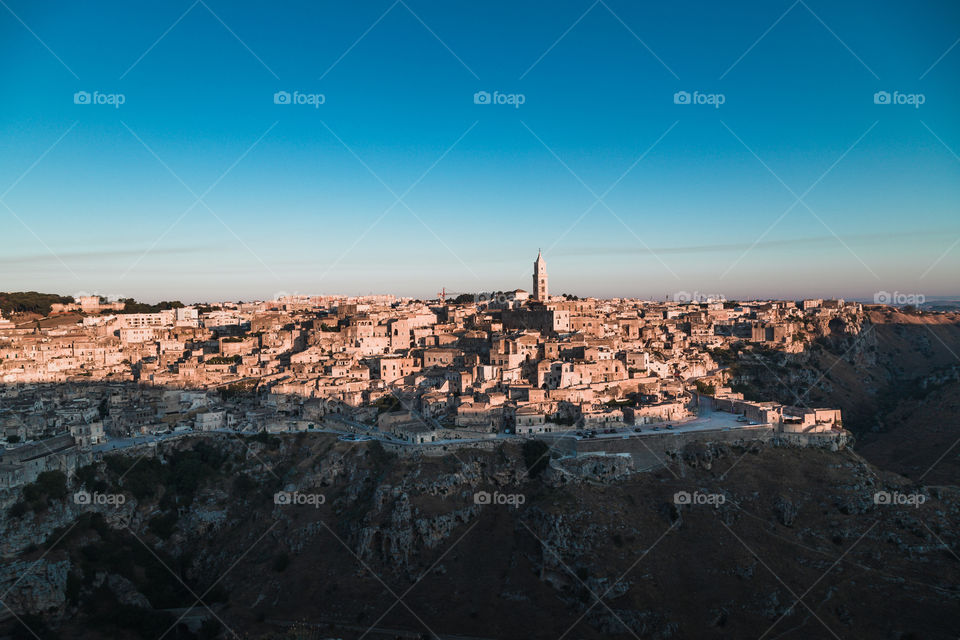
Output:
[1, 0, 958, 302]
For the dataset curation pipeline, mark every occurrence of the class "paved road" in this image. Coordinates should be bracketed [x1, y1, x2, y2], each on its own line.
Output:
[91, 410, 765, 454]
[94, 433, 180, 452]
[542, 409, 766, 443]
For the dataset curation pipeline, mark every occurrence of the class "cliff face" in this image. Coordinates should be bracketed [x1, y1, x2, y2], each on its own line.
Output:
[725, 309, 960, 483]
[0, 558, 69, 618]
[1, 433, 958, 639]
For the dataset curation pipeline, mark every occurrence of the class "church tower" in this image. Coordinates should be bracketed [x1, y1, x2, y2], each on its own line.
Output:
[533, 249, 548, 301]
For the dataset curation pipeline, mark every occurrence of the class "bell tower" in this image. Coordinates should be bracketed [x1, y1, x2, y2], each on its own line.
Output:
[533, 249, 548, 301]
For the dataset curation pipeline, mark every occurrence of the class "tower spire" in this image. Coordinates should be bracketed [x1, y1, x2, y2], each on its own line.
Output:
[533, 249, 548, 301]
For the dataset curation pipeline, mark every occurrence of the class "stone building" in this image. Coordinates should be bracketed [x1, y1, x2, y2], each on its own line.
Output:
[533, 250, 548, 301]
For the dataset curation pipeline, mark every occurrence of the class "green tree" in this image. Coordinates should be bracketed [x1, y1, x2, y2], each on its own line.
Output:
[694, 380, 716, 396]
[117, 298, 184, 314]
[0, 291, 74, 316]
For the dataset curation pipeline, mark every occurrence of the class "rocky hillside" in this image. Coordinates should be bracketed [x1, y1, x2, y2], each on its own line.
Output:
[2, 432, 958, 639]
[723, 308, 960, 484]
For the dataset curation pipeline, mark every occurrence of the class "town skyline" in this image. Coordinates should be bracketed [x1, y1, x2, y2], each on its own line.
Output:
[6, 246, 954, 307]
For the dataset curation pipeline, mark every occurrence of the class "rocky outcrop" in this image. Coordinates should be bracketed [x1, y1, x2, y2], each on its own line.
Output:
[774, 496, 798, 527]
[355, 483, 480, 570]
[0, 499, 136, 558]
[0, 558, 69, 617]
[552, 453, 634, 483]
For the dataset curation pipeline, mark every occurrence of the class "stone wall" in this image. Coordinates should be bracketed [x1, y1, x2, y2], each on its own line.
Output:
[552, 426, 850, 472]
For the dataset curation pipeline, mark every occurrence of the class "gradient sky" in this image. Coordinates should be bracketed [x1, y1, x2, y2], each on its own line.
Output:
[1, 0, 958, 302]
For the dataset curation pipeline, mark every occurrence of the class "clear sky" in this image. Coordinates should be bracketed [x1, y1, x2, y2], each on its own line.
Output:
[1, 0, 958, 302]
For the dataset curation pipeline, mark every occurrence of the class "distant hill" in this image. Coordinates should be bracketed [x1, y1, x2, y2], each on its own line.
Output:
[0, 291, 73, 316]
[922, 299, 960, 312]
[0, 293, 186, 317]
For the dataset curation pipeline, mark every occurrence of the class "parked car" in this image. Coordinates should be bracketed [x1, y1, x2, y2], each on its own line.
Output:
[666, 424, 674, 430]
[633, 427, 643, 433]
[653, 426, 660, 431]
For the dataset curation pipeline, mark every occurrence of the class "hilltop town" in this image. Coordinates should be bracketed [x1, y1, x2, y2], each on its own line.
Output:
[3, 256, 959, 640]
[0, 252, 857, 488]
